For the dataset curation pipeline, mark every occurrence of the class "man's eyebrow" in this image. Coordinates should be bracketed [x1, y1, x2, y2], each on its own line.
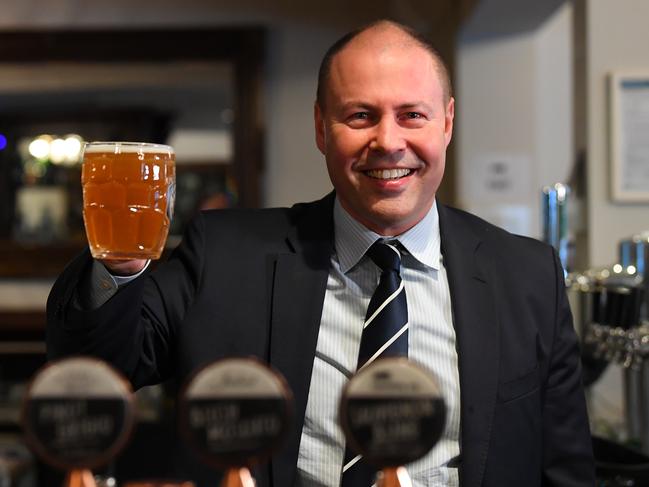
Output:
[338, 101, 435, 110]
[335, 101, 436, 113]
[338, 101, 374, 110]
[397, 102, 434, 111]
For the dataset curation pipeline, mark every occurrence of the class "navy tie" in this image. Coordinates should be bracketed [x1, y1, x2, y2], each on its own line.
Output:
[341, 241, 409, 486]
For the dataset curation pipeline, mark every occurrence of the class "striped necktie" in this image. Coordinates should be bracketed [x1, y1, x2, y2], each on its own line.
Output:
[341, 240, 409, 486]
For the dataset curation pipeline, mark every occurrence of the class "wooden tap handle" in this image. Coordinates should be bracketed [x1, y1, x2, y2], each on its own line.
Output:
[64, 469, 97, 487]
[376, 466, 413, 487]
[220, 467, 255, 487]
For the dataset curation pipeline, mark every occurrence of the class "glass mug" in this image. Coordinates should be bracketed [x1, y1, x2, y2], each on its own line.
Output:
[81, 141, 175, 260]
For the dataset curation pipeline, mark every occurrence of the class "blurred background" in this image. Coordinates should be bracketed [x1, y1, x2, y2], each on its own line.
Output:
[0, 0, 648, 484]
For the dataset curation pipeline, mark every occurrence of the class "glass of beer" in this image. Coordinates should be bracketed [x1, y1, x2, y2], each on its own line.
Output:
[81, 141, 175, 260]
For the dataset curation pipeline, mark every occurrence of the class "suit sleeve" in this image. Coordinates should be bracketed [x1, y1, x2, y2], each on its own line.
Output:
[46, 213, 206, 389]
[541, 249, 595, 486]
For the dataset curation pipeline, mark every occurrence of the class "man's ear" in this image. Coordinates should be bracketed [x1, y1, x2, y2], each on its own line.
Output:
[444, 97, 455, 148]
[314, 102, 326, 155]
[444, 97, 455, 147]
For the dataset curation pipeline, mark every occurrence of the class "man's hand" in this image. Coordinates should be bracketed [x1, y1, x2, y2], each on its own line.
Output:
[99, 259, 148, 276]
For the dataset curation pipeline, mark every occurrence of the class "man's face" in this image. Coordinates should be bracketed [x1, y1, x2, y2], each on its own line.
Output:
[315, 35, 454, 236]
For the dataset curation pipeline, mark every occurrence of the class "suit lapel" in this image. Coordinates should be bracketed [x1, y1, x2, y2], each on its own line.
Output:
[439, 204, 499, 487]
[269, 194, 334, 487]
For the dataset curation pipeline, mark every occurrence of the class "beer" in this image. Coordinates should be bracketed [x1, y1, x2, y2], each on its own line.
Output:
[82, 142, 175, 260]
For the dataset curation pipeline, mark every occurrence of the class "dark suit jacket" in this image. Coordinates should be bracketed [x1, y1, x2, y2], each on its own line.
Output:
[47, 193, 594, 486]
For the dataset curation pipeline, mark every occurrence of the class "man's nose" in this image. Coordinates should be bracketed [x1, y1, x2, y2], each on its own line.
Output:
[369, 117, 406, 154]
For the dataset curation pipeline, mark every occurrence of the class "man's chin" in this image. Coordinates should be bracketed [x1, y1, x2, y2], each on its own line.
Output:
[362, 207, 423, 236]
[339, 196, 429, 235]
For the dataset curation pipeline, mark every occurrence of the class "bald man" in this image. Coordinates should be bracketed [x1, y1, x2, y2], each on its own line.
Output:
[48, 20, 595, 487]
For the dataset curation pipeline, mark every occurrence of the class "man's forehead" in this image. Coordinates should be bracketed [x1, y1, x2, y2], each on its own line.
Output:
[329, 38, 438, 86]
[317, 22, 450, 109]
[331, 28, 437, 75]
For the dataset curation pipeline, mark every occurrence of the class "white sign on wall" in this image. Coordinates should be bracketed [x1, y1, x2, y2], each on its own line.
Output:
[609, 72, 649, 202]
[467, 153, 534, 202]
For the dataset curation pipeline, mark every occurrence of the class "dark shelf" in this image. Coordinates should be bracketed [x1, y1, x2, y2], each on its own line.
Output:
[0, 239, 86, 278]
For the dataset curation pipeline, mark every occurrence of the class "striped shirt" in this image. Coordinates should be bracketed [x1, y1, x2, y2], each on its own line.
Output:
[296, 198, 460, 487]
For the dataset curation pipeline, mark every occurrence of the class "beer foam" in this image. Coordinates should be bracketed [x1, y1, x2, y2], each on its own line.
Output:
[84, 142, 174, 154]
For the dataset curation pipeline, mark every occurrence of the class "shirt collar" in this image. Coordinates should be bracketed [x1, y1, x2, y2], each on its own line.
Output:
[333, 197, 441, 273]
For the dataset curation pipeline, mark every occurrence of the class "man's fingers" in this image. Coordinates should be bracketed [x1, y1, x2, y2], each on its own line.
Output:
[99, 259, 148, 276]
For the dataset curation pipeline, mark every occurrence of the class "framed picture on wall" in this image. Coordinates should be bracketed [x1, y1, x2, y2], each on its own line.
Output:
[609, 71, 649, 202]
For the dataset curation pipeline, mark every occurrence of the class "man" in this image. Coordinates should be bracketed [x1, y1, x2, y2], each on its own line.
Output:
[47, 20, 595, 486]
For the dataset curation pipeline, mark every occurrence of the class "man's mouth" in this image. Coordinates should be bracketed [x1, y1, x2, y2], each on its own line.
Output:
[364, 168, 413, 180]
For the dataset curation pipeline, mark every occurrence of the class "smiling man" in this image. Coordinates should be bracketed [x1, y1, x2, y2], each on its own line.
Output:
[48, 20, 595, 487]
[315, 23, 453, 237]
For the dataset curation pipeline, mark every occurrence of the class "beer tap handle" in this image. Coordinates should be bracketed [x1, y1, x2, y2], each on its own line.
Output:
[220, 468, 255, 487]
[65, 469, 97, 487]
[376, 467, 413, 487]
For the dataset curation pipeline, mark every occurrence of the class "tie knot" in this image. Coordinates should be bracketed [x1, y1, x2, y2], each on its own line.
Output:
[367, 241, 401, 273]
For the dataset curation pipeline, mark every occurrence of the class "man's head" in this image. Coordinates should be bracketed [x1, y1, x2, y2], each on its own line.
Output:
[314, 20, 455, 236]
[317, 21, 452, 110]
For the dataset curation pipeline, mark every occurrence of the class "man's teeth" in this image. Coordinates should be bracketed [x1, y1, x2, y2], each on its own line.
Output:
[366, 168, 412, 180]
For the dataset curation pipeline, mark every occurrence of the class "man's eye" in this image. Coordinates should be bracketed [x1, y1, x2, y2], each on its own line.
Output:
[351, 112, 369, 120]
[405, 112, 422, 119]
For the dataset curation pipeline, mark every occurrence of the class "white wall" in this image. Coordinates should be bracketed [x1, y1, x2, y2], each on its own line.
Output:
[263, 23, 333, 207]
[535, 5, 574, 196]
[457, 33, 537, 235]
[457, 3, 573, 238]
[586, 0, 649, 267]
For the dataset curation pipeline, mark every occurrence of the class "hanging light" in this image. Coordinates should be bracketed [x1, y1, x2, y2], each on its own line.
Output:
[28, 135, 51, 160]
[63, 134, 83, 165]
[50, 138, 66, 164]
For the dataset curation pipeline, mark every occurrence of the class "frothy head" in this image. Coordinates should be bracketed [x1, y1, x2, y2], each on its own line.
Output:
[83, 141, 174, 155]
